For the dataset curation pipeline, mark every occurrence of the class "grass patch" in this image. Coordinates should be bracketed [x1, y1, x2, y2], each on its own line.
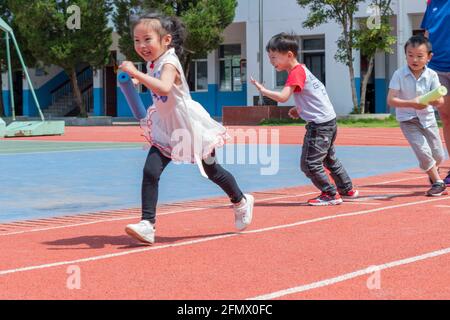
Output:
[336, 116, 399, 128]
[260, 118, 307, 126]
[260, 115, 443, 128]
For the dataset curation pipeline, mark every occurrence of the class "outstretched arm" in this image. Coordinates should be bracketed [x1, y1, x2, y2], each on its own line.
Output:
[251, 77, 294, 103]
[119, 61, 178, 97]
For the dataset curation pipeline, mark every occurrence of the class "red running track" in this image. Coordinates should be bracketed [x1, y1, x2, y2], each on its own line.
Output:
[1, 166, 450, 299]
[2, 125, 422, 146]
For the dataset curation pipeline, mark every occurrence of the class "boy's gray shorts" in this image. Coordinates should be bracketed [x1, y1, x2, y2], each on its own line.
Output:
[400, 118, 445, 171]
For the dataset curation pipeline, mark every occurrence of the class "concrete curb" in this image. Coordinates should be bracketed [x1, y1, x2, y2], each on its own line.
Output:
[1, 116, 113, 126]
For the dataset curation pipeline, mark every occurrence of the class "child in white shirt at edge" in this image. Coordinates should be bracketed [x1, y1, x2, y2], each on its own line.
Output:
[387, 34, 446, 196]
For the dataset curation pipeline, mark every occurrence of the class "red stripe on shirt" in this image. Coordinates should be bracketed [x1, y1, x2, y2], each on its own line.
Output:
[285, 64, 306, 93]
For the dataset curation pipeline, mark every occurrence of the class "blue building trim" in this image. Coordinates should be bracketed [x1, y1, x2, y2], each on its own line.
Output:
[354, 77, 361, 104]
[354, 77, 388, 114]
[2, 90, 10, 117]
[93, 88, 103, 116]
[216, 83, 247, 117]
[21, 89, 34, 117]
[19, 68, 96, 117]
[21, 70, 71, 116]
[2, 88, 39, 117]
[116, 83, 247, 118]
[23, 88, 49, 117]
[191, 83, 247, 117]
[23, 89, 34, 116]
[37, 70, 70, 109]
[375, 78, 387, 113]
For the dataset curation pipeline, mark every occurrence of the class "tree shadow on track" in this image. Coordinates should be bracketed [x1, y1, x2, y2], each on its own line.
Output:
[255, 202, 310, 207]
[42, 235, 144, 250]
[254, 190, 429, 206]
[42, 232, 235, 250]
[361, 184, 430, 189]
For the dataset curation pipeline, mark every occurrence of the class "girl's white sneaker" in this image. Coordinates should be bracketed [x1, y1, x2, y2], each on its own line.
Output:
[233, 194, 254, 231]
[125, 220, 155, 244]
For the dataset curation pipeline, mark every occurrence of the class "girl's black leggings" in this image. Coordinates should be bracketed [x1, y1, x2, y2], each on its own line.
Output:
[141, 146, 244, 223]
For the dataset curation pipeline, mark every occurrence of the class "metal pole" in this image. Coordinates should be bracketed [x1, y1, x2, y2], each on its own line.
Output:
[9, 31, 45, 121]
[396, 0, 405, 70]
[5, 33, 16, 121]
[258, 0, 264, 106]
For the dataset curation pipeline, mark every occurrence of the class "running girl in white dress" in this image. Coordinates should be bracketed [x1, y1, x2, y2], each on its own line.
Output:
[119, 13, 254, 244]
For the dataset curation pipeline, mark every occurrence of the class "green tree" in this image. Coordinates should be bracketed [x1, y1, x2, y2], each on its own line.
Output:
[112, 0, 141, 62]
[297, 0, 363, 113]
[354, 0, 396, 114]
[181, 0, 236, 77]
[114, 0, 237, 78]
[9, 0, 113, 117]
[0, 1, 10, 117]
[0, 0, 36, 117]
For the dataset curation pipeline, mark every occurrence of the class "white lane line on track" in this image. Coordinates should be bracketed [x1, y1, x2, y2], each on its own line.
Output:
[0, 175, 426, 236]
[0, 192, 318, 236]
[343, 201, 380, 205]
[248, 246, 450, 300]
[0, 195, 448, 277]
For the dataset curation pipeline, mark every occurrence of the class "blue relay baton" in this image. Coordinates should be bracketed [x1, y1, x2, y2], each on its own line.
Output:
[118, 72, 147, 120]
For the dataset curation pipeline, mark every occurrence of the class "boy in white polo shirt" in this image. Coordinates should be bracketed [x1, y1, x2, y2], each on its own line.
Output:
[387, 35, 447, 196]
[251, 32, 358, 206]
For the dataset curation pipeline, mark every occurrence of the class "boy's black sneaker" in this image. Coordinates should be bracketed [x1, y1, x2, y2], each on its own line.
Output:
[308, 192, 343, 206]
[426, 182, 448, 197]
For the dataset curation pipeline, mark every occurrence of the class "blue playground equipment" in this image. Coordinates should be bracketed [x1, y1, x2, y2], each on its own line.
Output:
[0, 17, 64, 138]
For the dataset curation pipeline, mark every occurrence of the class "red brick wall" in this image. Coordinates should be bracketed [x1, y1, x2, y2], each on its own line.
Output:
[222, 106, 292, 125]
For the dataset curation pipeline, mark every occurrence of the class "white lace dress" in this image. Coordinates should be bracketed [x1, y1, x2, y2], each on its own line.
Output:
[140, 48, 228, 166]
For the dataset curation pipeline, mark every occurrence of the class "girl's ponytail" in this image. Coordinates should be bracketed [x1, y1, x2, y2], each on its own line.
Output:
[166, 16, 187, 58]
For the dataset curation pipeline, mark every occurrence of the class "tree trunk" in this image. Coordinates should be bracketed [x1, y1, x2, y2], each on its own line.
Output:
[342, 21, 359, 113]
[69, 69, 86, 118]
[346, 43, 359, 113]
[349, 34, 359, 112]
[360, 56, 375, 114]
[348, 63, 359, 113]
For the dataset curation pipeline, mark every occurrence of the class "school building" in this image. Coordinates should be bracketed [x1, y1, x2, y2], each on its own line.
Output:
[1, 0, 428, 119]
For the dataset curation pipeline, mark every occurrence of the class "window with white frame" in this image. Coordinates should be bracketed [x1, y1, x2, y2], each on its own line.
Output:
[188, 56, 208, 92]
[302, 37, 326, 85]
[219, 44, 243, 91]
[275, 36, 326, 88]
[276, 70, 289, 88]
